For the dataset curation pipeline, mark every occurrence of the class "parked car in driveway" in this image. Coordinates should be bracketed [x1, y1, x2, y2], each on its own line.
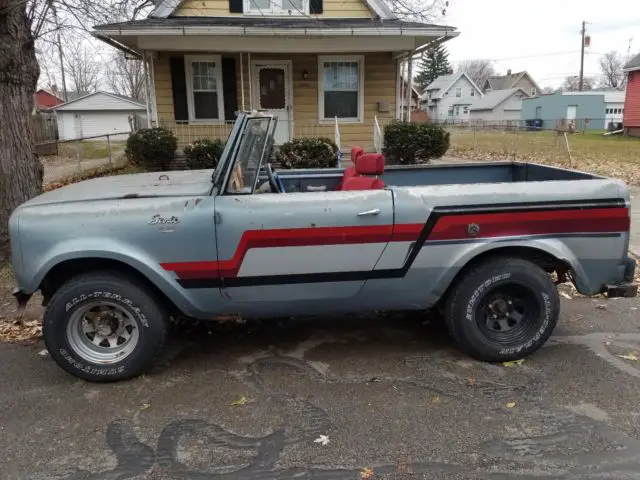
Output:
[9, 113, 637, 382]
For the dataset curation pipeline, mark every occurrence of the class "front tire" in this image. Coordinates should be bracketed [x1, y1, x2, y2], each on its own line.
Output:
[43, 272, 168, 382]
[445, 257, 559, 362]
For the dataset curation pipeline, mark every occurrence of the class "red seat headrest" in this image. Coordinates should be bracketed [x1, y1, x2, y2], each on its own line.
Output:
[351, 146, 364, 163]
[342, 176, 385, 191]
[356, 153, 384, 175]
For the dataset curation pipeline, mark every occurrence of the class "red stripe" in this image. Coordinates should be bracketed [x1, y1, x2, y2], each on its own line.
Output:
[161, 207, 629, 280]
[429, 208, 630, 241]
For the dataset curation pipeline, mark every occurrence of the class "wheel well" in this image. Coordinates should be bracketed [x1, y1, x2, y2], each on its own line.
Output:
[40, 258, 180, 314]
[438, 246, 571, 307]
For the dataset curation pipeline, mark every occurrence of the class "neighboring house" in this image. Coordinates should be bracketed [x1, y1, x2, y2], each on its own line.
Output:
[54, 91, 146, 141]
[398, 79, 420, 117]
[466, 88, 528, 124]
[521, 90, 625, 131]
[419, 72, 482, 122]
[483, 70, 541, 98]
[623, 52, 640, 136]
[93, 0, 459, 151]
[34, 89, 64, 114]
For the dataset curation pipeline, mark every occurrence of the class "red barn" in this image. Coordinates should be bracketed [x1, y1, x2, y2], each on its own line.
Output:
[623, 52, 640, 137]
[34, 89, 64, 113]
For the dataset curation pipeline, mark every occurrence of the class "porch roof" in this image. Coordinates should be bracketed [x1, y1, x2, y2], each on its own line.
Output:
[93, 17, 458, 54]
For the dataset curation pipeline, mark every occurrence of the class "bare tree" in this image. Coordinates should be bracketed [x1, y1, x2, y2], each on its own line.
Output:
[106, 52, 145, 100]
[562, 75, 595, 91]
[456, 59, 496, 89]
[541, 86, 556, 94]
[598, 51, 626, 90]
[389, 0, 450, 22]
[63, 40, 101, 93]
[0, 0, 151, 254]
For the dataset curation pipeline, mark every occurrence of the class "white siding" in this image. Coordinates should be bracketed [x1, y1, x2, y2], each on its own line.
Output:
[431, 76, 480, 122]
[56, 92, 144, 111]
[469, 92, 524, 123]
[56, 111, 136, 141]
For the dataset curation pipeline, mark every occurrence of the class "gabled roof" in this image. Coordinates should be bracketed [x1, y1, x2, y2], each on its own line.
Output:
[484, 71, 541, 93]
[35, 89, 64, 102]
[53, 91, 146, 111]
[470, 88, 527, 111]
[624, 52, 640, 72]
[150, 0, 395, 19]
[420, 72, 482, 101]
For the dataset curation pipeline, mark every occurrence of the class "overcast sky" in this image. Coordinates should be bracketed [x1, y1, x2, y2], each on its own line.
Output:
[443, 0, 639, 88]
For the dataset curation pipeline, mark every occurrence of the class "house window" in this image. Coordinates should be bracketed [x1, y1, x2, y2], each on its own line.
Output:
[185, 55, 224, 122]
[319, 56, 364, 122]
[455, 87, 462, 98]
[606, 108, 610, 114]
[455, 106, 460, 115]
[531, 88, 537, 96]
[470, 90, 475, 96]
[463, 106, 469, 114]
[246, 0, 308, 15]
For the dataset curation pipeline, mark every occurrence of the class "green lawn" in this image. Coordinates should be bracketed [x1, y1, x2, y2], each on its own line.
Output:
[57, 140, 127, 160]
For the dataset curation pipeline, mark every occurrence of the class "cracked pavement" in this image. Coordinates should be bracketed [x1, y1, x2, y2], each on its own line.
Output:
[1, 291, 640, 479]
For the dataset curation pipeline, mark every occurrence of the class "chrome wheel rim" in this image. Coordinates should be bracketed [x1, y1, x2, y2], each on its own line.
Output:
[66, 301, 139, 364]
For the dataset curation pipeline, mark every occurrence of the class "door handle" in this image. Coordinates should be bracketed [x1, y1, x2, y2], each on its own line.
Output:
[357, 209, 381, 217]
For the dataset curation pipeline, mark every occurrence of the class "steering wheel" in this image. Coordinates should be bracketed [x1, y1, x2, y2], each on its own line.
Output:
[266, 163, 285, 193]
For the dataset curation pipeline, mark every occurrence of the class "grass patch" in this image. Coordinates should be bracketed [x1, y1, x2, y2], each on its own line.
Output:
[447, 128, 640, 185]
[57, 140, 127, 160]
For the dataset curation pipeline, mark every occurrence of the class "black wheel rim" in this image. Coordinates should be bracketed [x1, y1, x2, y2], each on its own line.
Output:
[475, 282, 543, 347]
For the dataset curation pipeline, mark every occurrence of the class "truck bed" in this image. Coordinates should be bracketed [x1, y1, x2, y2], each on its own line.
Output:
[278, 162, 602, 193]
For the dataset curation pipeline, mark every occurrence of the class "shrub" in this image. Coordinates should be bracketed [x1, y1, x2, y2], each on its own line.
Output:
[183, 139, 225, 170]
[383, 121, 450, 165]
[125, 128, 177, 171]
[274, 137, 339, 169]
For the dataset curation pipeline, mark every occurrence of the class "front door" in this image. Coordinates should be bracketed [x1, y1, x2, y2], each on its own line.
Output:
[214, 190, 394, 303]
[252, 61, 291, 144]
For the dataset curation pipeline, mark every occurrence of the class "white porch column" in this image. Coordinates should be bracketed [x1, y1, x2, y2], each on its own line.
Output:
[406, 55, 413, 122]
[142, 49, 152, 128]
[147, 51, 159, 126]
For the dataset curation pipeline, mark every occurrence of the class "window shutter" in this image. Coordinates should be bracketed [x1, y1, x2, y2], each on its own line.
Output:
[169, 57, 188, 122]
[222, 57, 239, 121]
[229, 0, 243, 13]
[310, 0, 323, 13]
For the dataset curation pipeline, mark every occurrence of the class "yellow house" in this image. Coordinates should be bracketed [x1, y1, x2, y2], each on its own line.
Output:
[94, 0, 458, 151]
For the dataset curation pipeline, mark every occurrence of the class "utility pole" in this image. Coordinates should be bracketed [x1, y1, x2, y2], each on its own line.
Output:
[50, 1, 68, 101]
[579, 20, 586, 91]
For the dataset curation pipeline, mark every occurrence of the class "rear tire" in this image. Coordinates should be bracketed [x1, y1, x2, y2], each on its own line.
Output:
[444, 257, 559, 362]
[43, 272, 168, 382]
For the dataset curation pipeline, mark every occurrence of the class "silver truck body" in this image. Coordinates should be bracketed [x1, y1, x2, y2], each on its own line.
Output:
[9, 114, 636, 320]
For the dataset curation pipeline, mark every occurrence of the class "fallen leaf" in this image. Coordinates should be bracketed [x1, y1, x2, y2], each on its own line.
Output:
[38, 349, 49, 356]
[139, 403, 151, 411]
[560, 292, 573, 299]
[360, 467, 374, 479]
[502, 359, 525, 367]
[505, 402, 516, 409]
[431, 396, 441, 404]
[231, 396, 249, 406]
[314, 435, 330, 446]
[595, 304, 607, 310]
[467, 377, 476, 386]
[605, 341, 611, 346]
[617, 353, 638, 361]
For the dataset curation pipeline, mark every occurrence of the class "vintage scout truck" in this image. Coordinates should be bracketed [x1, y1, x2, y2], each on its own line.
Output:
[9, 113, 637, 382]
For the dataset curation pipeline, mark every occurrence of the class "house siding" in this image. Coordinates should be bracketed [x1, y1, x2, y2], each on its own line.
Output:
[173, 0, 372, 18]
[623, 70, 640, 130]
[520, 91, 606, 131]
[427, 76, 479, 122]
[470, 94, 523, 123]
[154, 51, 396, 149]
[56, 92, 142, 111]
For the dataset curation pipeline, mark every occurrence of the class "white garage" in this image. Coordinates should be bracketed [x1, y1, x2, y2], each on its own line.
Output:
[54, 91, 146, 141]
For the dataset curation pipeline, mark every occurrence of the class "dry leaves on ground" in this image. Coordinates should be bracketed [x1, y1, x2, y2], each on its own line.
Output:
[0, 319, 42, 343]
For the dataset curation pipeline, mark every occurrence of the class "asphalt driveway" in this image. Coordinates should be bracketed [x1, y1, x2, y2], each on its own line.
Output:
[1, 291, 640, 479]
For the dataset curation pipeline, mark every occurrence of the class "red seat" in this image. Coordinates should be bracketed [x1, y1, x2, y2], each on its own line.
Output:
[336, 146, 365, 191]
[342, 153, 385, 191]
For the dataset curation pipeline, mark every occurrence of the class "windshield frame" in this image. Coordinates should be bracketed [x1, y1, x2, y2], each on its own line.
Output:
[218, 115, 277, 196]
[210, 113, 248, 193]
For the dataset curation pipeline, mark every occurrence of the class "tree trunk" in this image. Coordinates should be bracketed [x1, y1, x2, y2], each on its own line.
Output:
[0, 2, 43, 256]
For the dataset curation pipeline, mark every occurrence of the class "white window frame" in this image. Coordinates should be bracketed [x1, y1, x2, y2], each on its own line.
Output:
[455, 87, 462, 98]
[318, 55, 365, 124]
[470, 90, 475, 97]
[245, 0, 309, 15]
[184, 54, 225, 123]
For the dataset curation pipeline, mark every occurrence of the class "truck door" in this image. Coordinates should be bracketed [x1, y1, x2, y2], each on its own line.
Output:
[214, 189, 394, 303]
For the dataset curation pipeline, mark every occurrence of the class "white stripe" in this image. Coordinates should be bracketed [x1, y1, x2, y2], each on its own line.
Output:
[237, 244, 386, 277]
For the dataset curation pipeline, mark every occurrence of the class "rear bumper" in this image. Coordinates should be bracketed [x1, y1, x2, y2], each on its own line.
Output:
[606, 257, 638, 298]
